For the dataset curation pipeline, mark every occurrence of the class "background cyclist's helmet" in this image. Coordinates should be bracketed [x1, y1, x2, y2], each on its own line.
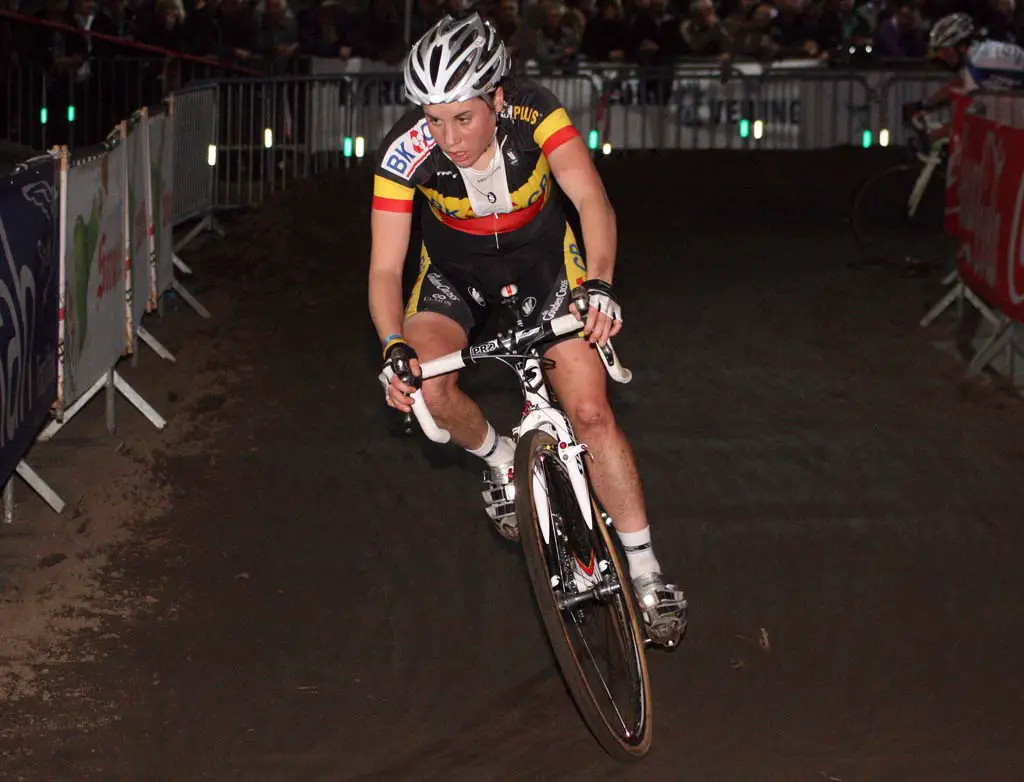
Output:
[928, 12, 975, 49]
[404, 13, 511, 105]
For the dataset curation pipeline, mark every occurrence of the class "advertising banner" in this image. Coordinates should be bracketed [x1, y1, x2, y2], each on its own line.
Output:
[64, 144, 128, 404]
[955, 112, 1024, 322]
[148, 112, 175, 296]
[127, 119, 155, 326]
[944, 90, 972, 236]
[0, 156, 60, 486]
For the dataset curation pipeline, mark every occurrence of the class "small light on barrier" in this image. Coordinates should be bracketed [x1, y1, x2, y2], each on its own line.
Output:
[849, 46, 856, 55]
[861, 129, 872, 148]
[866, 45, 873, 54]
[355, 136, 365, 158]
[601, 142, 612, 156]
[40, 107, 48, 125]
[264, 128, 273, 148]
[207, 144, 217, 166]
[739, 118, 750, 138]
[67, 105, 75, 122]
[753, 120, 764, 140]
[587, 129, 599, 151]
[879, 128, 890, 147]
[343, 136, 354, 157]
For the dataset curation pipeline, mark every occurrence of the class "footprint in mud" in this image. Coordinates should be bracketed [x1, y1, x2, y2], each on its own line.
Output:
[192, 394, 226, 415]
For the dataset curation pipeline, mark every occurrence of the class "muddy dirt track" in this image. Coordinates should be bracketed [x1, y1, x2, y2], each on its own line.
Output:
[2, 150, 1024, 781]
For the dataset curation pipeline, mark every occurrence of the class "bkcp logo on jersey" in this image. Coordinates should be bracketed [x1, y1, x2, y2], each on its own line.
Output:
[384, 120, 436, 179]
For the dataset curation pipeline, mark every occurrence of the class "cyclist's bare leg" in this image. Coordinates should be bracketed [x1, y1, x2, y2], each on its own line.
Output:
[542, 338, 647, 534]
[543, 337, 686, 643]
[403, 312, 488, 450]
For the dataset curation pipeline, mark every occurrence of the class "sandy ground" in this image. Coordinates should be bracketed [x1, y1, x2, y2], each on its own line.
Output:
[0, 150, 1022, 781]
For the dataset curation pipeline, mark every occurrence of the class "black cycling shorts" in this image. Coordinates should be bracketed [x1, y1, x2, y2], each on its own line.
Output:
[404, 220, 588, 346]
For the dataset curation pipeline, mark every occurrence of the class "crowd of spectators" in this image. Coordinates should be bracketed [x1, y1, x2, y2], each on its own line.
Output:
[1, 0, 1021, 78]
[0, 0, 1021, 145]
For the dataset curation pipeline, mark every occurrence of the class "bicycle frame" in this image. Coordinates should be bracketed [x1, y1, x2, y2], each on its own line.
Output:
[906, 114, 949, 218]
[379, 293, 632, 544]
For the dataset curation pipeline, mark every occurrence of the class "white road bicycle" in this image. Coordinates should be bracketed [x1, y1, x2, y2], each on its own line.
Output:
[850, 112, 957, 274]
[380, 286, 654, 761]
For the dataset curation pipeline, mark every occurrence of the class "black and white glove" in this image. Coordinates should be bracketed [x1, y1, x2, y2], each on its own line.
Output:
[578, 279, 623, 346]
[583, 279, 622, 324]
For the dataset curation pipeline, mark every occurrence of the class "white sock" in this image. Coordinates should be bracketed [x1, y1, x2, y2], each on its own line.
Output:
[467, 422, 515, 467]
[617, 526, 661, 580]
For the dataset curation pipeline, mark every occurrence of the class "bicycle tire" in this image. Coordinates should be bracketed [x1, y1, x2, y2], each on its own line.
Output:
[849, 162, 956, 271]
[515, 429, 652, 761]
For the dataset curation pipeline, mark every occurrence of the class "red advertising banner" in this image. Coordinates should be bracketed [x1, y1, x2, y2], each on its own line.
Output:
[944, 90, 972, 236]
[954, 111, 1024, 323]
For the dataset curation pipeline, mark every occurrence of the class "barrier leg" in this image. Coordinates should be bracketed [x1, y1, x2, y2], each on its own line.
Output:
[37, 368, 166, 442]
[105, 368, 116, 435]
[964, 287, 1001, 328]
[3, 479, 13, 524]
[172, 253, 193, 276]
[15, 461, 66, 515]
[138, 325, 177, 362]
[966, 315, 1014, 379]
[921, 280, 963, 328]
[172, 214, 226, 255]
[171, 279, 211, 319]
[38, 375, 108, 441]
[172, 215, 211, 254]
[113, 371, 167, 430]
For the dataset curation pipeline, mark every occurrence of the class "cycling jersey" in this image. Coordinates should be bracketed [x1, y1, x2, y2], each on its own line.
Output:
[373, 79, 589, 342]
[372, 79, 582, 282]
[962, 39, 1024, 92]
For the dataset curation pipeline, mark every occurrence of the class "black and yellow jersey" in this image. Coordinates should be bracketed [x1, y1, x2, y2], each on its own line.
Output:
[371, 80, 581, 279]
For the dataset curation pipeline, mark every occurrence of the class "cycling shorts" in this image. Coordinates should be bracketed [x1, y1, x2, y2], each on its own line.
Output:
[405, 219, 588, 348]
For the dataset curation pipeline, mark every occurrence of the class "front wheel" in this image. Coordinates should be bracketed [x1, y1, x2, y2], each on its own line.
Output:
[850, 161, 956, 272]
[514, 429, 652, 761]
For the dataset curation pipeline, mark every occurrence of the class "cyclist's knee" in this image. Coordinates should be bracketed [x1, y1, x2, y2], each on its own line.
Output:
[420, 374, 459, 412]
[568, 397, 614, 435]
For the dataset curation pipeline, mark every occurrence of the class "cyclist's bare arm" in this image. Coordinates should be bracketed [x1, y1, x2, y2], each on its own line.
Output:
[917, 75, 965, 142]
[369, 208, 413, 345]
[923, 74, 964, 109]
[548, 136, 617, 284]
[369, 208, 421, 406]
[547, 136, 622, 345]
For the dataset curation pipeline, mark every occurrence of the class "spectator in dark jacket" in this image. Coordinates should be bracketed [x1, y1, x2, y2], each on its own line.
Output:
[297, 0, 357, 58]
[581, 0, 629, 61]
[815, 0, 874, 51]
[772, 0, 820, 57]
[874, 2, 926, 57]
[681, 0, 731, 55]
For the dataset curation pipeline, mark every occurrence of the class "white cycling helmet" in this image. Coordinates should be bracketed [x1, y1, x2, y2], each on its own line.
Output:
[929, 12, 975, 49]
[404, 14, 511, 105]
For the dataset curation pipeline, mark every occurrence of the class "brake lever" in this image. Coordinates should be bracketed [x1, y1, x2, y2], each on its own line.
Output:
[390, 352, 420, 437]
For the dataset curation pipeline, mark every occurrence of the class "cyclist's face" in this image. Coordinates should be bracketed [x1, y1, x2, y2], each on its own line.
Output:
[929, 45, 960, 68]
[424, 88, 504, 169]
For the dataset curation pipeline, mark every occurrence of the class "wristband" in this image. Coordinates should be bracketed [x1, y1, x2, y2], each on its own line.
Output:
[382, 333, 404, 355]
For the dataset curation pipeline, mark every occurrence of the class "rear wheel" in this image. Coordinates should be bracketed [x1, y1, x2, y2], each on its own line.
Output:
[850, 162, 956, 272]
[515, 429, 652, 761]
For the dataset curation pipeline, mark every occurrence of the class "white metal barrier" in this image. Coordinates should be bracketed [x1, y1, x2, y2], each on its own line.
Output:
[197, 65, 961, 208]
[2, 95, 212, 523]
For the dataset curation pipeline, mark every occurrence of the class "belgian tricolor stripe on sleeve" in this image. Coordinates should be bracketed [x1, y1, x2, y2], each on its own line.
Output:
[372, 175, 415, 213]
[534, 108, 580, 157]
